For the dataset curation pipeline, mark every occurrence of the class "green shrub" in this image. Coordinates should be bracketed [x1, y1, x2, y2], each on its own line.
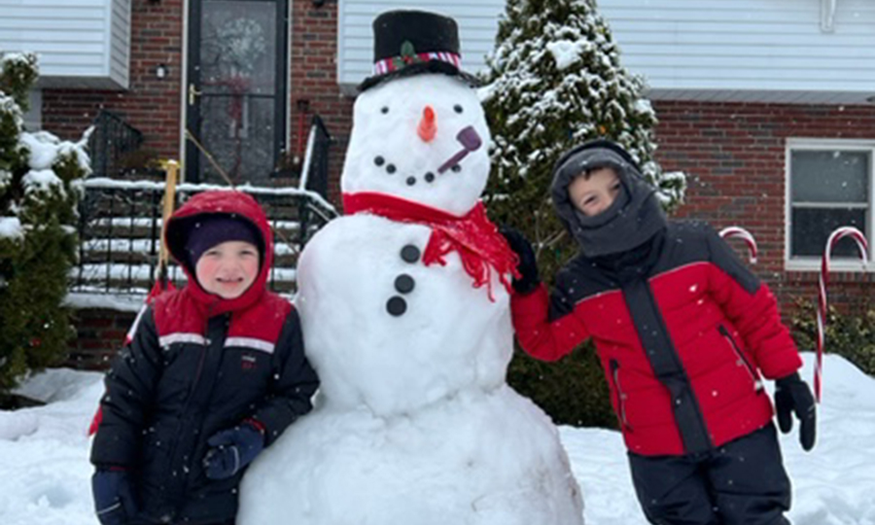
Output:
[0, 52, 89, 394]
[789, 300, 875, 377]
[507, 341, 616, 429]
[483, 0, 685, 428]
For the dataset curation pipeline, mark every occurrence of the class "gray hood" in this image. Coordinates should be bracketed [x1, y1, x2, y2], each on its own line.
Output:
[551, 140, 666, 258]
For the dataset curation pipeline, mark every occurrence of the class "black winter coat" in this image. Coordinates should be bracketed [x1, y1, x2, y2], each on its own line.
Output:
[90, 191, 319, 524]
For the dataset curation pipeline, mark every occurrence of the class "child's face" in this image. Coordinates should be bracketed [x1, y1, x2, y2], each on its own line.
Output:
[195, 240, 260, 299]
[568, 167, 622, 217]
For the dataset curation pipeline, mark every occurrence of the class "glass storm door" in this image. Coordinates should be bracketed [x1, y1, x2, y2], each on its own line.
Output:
[186, 0, 288, 183]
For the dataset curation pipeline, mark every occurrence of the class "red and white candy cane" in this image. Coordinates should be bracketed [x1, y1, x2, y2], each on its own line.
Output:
[719, 226, 758, 264]
[816, 226, 868, 402]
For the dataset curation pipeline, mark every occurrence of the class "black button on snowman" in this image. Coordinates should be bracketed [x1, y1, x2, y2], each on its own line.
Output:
[387, 245, 420, 316]
[400, 244, 420, 263]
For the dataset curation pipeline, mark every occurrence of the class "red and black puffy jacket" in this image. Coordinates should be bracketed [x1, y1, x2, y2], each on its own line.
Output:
[512, 221, 802, 457]
[91, 191, 319, 523]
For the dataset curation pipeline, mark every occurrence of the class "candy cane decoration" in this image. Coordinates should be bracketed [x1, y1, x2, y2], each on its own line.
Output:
[719, 226, 758, 264]
[816, 226, 868, 402]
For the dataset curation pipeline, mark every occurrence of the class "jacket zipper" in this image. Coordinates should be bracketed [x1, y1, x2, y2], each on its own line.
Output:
[609, 359, 632, 431]
[188, 301, 216, 409]
[718, 324, 763, 393]
[165, 302, 214, 509]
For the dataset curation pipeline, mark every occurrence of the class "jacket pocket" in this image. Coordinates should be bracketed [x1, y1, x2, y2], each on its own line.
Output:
[609, 359, 633, 431]
[717, 324, 763, 393]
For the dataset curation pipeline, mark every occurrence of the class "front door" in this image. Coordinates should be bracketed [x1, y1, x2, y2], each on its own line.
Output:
[186, 0, 288, 184]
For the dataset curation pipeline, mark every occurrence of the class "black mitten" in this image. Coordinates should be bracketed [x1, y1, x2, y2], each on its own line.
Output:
[499, 226, 541, 295]
[775, 372, 816, 451]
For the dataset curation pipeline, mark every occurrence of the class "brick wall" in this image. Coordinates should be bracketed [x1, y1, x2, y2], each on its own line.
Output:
[653, 100, 875, 319]
[289, 0, 352, 202]
[68, 309, 137, 370]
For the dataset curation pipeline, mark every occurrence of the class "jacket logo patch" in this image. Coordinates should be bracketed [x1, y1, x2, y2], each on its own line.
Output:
[241, 354, 258, 371]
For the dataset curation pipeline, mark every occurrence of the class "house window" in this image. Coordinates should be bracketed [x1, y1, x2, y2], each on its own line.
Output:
[787, 140, 872, 269]
[23, 90, 42, 131]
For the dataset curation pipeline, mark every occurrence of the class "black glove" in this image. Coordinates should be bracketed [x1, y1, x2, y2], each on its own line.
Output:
[92, 469, 138, 525]
[499, 226, 541, 295]
[775, 372, 816, 451]
[203, 422, 265, 480]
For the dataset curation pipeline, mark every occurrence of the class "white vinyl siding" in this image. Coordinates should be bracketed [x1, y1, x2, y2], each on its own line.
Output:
[0, 0, 131, 90]
[338, 0, 875, 104]
[599, 0, 875, 104]
[109, 0, 131, 88]
[337, 0, 505, 95]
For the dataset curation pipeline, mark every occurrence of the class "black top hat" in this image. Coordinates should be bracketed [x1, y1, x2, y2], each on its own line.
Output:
[358, 10, 481, 92]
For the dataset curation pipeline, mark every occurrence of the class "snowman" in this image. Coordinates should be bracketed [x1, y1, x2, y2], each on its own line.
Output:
[238, 11, 584, 525]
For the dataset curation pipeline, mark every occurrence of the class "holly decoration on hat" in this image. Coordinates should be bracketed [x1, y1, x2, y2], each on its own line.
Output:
[394, 41, 424, 68]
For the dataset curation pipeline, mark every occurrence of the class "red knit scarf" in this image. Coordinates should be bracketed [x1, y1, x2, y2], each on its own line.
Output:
[342, 192, 520, 301]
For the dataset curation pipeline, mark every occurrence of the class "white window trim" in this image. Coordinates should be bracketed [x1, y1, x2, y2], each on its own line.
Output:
[179, 0, 190, 173]
[784, 137, 874, 272]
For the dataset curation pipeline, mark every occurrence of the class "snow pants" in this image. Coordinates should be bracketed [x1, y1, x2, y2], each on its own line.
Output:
[628, 423, 792, 525]
[129, 519, 234, 525]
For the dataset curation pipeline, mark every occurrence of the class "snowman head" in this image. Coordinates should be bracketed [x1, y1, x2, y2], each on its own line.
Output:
[342, 10, 490, 216]
[342, 74, 491, 215]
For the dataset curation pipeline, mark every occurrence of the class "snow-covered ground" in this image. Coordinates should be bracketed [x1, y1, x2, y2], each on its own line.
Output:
[1, 353, 873, 525]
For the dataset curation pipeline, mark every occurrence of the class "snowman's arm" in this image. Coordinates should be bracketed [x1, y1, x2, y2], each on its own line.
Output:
[91, 307, 162, 468]
[511, 283, 589, 362]
[249, 308, 320, 446]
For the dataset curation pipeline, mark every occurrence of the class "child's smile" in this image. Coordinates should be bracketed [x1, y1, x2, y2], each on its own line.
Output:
[195, 240, 260, 299]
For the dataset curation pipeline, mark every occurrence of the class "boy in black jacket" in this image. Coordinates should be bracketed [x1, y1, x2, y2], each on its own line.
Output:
[503, 140, 815, 525]
[90, 191, 319, 525]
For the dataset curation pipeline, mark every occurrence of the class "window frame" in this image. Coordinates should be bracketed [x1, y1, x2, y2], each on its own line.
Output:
[784, 138, 874, 272]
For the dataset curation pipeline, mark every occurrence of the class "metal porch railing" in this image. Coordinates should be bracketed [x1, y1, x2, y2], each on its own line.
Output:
[72, 117, 337, 297]
[87, 110, 144, 179]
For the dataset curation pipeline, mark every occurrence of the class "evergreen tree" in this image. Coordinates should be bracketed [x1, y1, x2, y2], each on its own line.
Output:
[481, 0, 686, 427]
[0, 52, 90, 396]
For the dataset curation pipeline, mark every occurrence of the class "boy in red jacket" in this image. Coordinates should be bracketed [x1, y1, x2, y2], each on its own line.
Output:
[90, 191, 319, 525]
[503, 140, 815, 525]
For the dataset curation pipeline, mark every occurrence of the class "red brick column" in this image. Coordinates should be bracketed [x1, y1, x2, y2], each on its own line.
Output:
[67, 309, 137, 370]
[289, 0, 351, 204]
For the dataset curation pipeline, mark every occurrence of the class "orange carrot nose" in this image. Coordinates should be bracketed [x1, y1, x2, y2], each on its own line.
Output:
[417, 105, 437, 142]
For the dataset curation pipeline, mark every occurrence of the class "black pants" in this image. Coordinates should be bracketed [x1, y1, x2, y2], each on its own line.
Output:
[130, 519, 234, 525]
[131, 522, 233, 525]
[126, 518, 234, 525]
[628, 423, 792, 525]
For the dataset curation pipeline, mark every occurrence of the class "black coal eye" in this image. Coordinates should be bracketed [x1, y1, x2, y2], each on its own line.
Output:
[381, 106, 389, 114]
[453, 105, 463, 114]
